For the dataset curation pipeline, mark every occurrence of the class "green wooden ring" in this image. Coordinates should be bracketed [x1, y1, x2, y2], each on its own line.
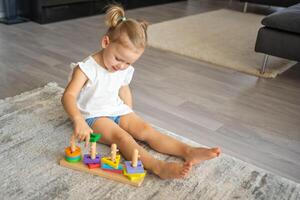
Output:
[65, 156, 81, 163]
[65, 155, 81, 160]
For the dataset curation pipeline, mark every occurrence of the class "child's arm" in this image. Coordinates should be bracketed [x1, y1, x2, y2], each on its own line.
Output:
[119, 85, 133, 108]
[61, 66, 93, 147]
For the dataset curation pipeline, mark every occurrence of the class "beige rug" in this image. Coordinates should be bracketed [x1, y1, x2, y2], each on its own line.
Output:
[148, 9, 296, 78]
[0, 82, 300, 200]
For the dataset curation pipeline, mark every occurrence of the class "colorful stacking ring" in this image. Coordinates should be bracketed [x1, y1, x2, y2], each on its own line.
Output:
[65, 146, 81, 157]
[65, 155, 81, 163]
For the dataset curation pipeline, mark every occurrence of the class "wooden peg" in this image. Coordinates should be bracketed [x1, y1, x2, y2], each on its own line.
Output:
[132, 149, 139, 168]
[70, 134, 76, 152]
[111, 143, 118, 162]
[90, 142, 96, 159]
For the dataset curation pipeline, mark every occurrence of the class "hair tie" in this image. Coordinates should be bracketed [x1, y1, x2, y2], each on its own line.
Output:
[118, 16, 126, 23]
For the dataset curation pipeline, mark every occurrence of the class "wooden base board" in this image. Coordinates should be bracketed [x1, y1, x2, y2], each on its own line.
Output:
[59, 159, 145, 187]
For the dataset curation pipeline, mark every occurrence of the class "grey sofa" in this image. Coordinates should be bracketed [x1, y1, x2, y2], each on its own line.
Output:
[254, 3, 300, 73]
[240, 0, 300, 12]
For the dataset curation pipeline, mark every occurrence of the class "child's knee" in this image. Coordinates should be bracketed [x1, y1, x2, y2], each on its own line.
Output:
[111, 131, 133, 144]
[138, 122, 153, 141]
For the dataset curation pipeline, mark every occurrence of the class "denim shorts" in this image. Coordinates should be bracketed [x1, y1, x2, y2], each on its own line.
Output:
[85, 116, 121, 128]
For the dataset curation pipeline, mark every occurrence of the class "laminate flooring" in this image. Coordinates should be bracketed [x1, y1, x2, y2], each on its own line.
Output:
[0, 0, 299, 182]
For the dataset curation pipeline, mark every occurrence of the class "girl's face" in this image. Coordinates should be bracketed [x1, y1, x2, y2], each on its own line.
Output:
[101, 35, 144, 72]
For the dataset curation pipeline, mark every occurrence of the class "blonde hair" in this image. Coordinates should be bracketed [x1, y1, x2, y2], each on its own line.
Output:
[104, 4, 149, 49]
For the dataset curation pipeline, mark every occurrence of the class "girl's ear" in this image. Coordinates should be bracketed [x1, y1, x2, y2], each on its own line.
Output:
[101, 35, 110, 48]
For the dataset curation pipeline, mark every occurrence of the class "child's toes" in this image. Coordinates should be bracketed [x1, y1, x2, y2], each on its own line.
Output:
[184, 161, 193, 168]
[181, 171, 188, 177]
[182, 166, 191, 176]
[216, 147, 221, 156]
[212, 147, 221, 156]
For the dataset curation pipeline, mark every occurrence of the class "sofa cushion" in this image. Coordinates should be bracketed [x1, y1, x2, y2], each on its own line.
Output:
[262, 3, 300, 34]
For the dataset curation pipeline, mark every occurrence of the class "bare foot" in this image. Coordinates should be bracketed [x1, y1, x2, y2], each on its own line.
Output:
[185, 147, 221, 165]
[153, 161, 192, 179]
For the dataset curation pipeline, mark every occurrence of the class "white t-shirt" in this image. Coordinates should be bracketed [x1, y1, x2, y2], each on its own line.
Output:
[70, 56, 134, 119]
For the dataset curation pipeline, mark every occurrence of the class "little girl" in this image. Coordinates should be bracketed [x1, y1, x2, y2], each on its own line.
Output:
[62, 4, 221, 179]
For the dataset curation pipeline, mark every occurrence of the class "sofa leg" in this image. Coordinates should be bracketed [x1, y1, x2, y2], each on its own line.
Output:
[260, 55, 269, 74]
[243, 2, 248, 13]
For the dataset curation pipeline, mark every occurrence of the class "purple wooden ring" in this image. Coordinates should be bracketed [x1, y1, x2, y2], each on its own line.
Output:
[83, 154, 101, 164]
[125, 161, 144, 174]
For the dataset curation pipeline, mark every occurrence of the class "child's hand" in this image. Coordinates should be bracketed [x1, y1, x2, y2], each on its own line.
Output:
[73, 118, 93, 147]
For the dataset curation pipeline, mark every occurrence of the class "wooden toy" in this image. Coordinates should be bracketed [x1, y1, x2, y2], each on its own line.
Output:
[132, 149, 139, 167]
[59, 135, 146, 187]
[123, 168, 146, 181]
[111, 143, 118, 162]
[124, 149, 145, 174]
[60, 159, 145, 187]
[100, 144, 124, 174]
[101, 163, 123, 174]
[83, 154, 101, 164]
[124, 160, 144, 174]
[101, 143, 121, 169]
[65, 155, 82, 162]
[64, 134, 82, 163]
[102, 167, 123, 174]
[101, 163, 123, 170]
[83, 133, 101, 165]
[89, 134, 101, 159]
[87, 163, 101, 169]
[123, 149, 146, 181]
[65, 146, 81, 157]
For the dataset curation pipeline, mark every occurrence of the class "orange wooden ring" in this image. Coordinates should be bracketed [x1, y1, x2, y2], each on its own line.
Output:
[65, 146, 81, 157]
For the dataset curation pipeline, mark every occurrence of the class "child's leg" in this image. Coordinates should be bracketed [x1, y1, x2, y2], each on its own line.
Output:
[91, 117, 191, 179]
[119, 113, 221, 165]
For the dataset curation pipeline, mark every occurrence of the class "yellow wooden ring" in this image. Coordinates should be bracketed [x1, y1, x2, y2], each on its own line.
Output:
[65, 146, 81, 157]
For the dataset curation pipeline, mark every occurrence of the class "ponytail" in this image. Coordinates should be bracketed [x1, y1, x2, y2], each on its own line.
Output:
[105, 5, 125, 28]
[104, 4, 149, 49]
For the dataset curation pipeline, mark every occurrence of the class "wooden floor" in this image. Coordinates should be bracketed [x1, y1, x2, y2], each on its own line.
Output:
[0, 0, 299, 182]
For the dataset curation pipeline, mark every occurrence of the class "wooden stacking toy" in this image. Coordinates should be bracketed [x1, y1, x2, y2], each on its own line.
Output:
[123, 149, 146, 181]
[83, 134, 101, 169]
[59, 134, 146, 187]
[101, 144, 123, 174]
[64, 134, 81, 163]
